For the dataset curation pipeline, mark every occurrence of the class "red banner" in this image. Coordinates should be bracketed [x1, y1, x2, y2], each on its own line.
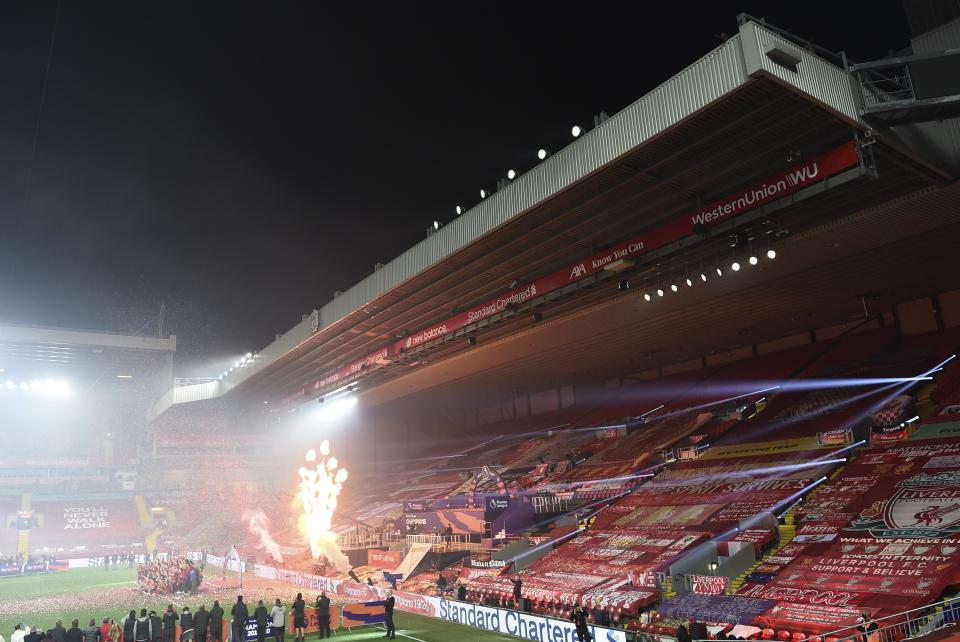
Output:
[755, 602, 865, 634]
[290, 142, 861, 401]
[770, 566, 945, 596]
[367, 549, 402, 570]
[692, 575, 729, 595]
[736, 583, 868, 608]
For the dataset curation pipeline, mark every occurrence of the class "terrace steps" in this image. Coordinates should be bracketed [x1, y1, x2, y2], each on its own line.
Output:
[17, 492, 31, 557]
[728, 508, 798, 593]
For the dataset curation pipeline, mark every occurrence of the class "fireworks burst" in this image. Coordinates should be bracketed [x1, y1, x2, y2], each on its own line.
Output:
[297, 440, 351, 571]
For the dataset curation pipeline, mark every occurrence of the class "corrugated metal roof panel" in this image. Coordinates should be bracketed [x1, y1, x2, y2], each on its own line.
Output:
[739, 21, 861, 124]
[311, 35, 749, 338]
[220, 22, 877, 394]
[911, 17, 960, 52]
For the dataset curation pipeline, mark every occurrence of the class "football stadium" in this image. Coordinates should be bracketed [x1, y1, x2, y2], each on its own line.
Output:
[5, 4, 960, 642]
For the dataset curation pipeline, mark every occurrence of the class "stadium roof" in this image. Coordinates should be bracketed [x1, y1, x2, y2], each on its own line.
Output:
[0, 323, 175, 399]
[192, 17, 959, 412]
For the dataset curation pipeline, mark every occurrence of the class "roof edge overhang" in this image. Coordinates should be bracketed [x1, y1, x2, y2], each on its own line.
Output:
[212, 20, 882, 402]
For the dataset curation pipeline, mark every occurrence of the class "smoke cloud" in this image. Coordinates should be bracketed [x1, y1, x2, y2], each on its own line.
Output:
[242, 509, 284, 563]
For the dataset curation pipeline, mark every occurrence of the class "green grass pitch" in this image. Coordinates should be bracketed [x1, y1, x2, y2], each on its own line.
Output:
[0, 568, 525, 641]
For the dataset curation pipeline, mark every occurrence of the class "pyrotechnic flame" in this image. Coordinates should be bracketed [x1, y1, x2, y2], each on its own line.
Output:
[242, 509, 284, 563]
[297, 439, 351, 571]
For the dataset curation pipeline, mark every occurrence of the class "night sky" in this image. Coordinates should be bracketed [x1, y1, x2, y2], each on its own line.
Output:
[0, 2, 909, 375]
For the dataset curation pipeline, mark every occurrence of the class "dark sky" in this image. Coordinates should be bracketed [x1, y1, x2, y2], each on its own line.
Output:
[0, 1, 909, 375]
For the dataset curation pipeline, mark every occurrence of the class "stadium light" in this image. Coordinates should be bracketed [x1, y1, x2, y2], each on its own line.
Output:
[715, 266, 723, 277]
[432, 220, 441, 230]
[767, 248, 777, 259]
[670, 283, 679, 292]
[455, 205, 463, 215]
[537, 149, 548, 160]
[749, 255, 759, 266]
[19, 382, 28, 391]
[571, 125, 583, 137]
[643, 292, 652, 302]
[507, 169, 516, 180]
[656, 288, 664, 297]
[4, 381, 14, 390]
[731, 260, 741, 272]
[480, 189, 488, 199]
[685, 277, 693, 287]
[116, 374, 133, 379]
[317, 395, 358, 422]
[700, 271, 708, 282]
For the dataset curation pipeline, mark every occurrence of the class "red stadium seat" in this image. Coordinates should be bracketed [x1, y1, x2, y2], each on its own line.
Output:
[777, 631, 792, 641]
[762, 629, 776, 640]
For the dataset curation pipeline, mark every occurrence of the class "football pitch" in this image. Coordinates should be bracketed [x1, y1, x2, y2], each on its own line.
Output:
[0, 569, 525, 641]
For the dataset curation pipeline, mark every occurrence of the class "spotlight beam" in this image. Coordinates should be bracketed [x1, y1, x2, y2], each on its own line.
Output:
[647, 458, 845, 488]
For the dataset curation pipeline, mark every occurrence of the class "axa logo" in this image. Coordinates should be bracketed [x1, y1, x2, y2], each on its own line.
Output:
[570, 263, 587, 279]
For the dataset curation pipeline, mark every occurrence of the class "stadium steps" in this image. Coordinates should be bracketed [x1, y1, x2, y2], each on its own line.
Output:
[915, 381, 938, 419]
[17, 492, 31, 557]
[661, 575, 677, 601]
[728, 508, 799, 594]
[134, 495, 153, 527]
[145, 527, 164, 554]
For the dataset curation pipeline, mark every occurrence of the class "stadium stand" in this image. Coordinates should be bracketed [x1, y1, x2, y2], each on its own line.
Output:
[29, 497, 144, 553]
[257, 326, 955, 638]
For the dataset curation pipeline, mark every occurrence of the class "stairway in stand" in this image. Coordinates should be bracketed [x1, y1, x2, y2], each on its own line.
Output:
[728, 507, 797, 594]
